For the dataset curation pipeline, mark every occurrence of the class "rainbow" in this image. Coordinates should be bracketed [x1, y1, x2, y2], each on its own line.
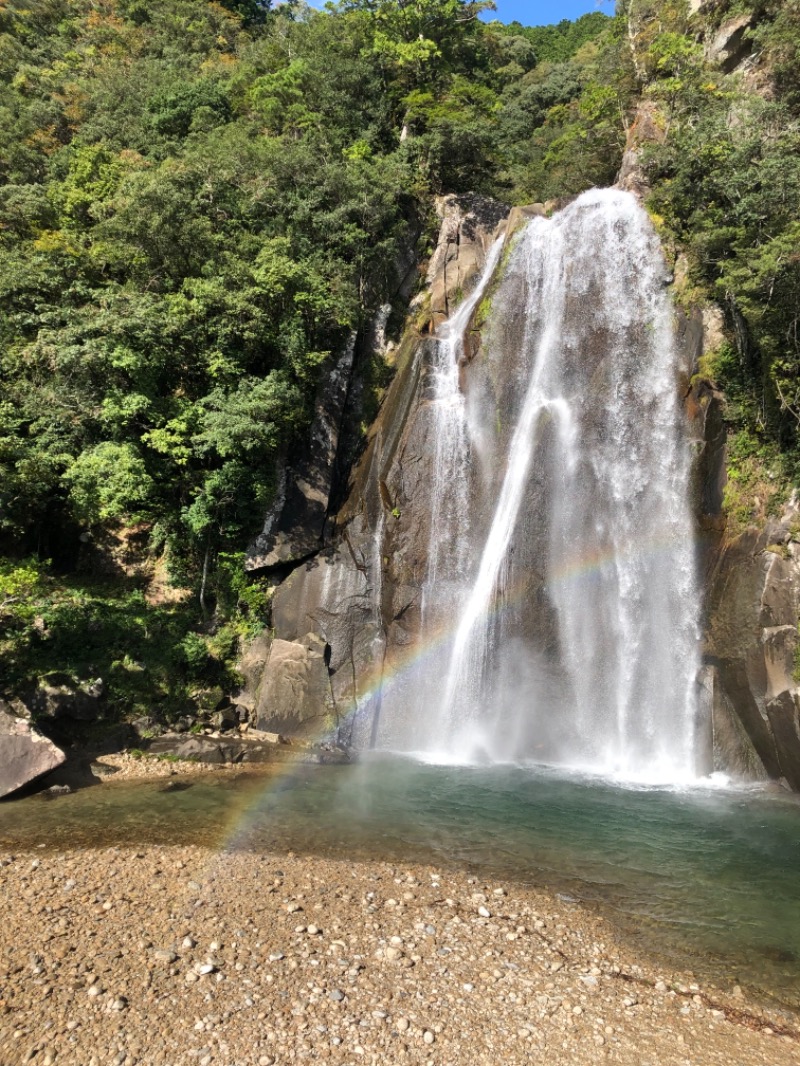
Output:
[206, 528, 694, 858]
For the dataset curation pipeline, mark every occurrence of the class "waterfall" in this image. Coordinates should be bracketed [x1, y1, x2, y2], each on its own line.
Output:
[398, 188, 702, 783]
[422, 235, 507, 627]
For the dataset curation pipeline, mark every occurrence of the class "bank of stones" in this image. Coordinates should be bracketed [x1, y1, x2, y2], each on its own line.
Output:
[0, 846, 798, 1066]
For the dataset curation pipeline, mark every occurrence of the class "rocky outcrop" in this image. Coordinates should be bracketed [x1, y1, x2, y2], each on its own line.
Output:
[704, 515, 800, 789]
[707, 13, 754, 73]
[677, 308, 728, 583]
[247, 221, 420, 576]
[616, 102, 666, 197]
[672, 291, 800, 790]
[247, 339, 356, 572]
[677, 299, 800, 788]
[239, 196, 511, 749]
[428, 194, 510, 329]
[27, 673, 105, 722]
[147, 731, 350, 765]
[0, 704, 66, 798]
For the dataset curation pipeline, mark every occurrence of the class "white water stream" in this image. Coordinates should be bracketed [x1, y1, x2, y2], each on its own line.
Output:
[405, 189, 702, 783]
[421, 235, 507, 626]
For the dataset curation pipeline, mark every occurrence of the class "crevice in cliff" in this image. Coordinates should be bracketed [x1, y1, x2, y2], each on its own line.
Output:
[256, 547, 324, 589]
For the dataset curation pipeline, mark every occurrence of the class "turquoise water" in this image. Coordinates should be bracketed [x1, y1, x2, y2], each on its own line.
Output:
[2, 755, 800, 1009]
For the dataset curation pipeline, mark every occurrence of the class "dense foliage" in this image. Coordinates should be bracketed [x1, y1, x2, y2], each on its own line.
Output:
[2, 0, 798, 719]
[628, 0, 800, 527]
[0, 0, 621, 713]
[495, 12, 613, 64]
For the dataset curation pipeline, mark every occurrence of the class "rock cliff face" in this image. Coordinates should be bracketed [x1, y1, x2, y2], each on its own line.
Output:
[246, 341, 356, 572]
[663, 300, 800, 790]
[678, 313, 800, 788]
[617, 102, 666, 197]
[240, 184, 800, 791]
[706, 12, 755, 74]
[246, 226, 419, 575]
[671, 301, 800, 788]
[243, 195, 510, 744]
[702, 515, 800, 788]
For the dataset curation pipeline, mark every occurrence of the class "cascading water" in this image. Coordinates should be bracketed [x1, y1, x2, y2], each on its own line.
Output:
[396, 188, 702, 783]
[422, 236, 507, 628]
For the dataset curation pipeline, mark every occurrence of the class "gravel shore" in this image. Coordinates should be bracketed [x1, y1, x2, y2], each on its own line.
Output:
[2, 836, 800, 1066]
[87, 753, 231, 782]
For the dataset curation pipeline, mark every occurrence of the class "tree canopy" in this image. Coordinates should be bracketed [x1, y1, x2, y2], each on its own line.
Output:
[2, 0, 798, 715]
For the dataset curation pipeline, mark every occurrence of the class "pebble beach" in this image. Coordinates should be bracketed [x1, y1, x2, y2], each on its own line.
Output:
[2, 782, 800, 1066]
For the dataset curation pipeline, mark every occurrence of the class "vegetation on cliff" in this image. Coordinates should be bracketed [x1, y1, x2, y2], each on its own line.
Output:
[0, 0, 617, 716]
[1, 0, 798, 720]
[635, 0, 800, 530]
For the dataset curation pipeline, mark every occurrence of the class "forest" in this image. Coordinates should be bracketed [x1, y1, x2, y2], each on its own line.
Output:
[0, 0, 798, 723]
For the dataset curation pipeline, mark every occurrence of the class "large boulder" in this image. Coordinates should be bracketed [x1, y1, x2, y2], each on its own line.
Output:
[236, 631, 272, 715]
[253, 633, 334, 739]
[0, 704, 66, 798]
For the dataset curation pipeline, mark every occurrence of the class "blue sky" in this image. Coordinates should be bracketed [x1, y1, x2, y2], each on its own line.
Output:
[304, 2, 616, 27]
[480, 0, 615, 25]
